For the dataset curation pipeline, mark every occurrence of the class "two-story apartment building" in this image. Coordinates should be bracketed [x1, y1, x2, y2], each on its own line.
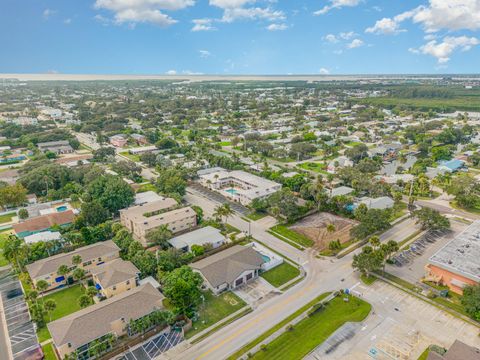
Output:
[48, 283, 165, 359]
[91, 259, 140, 299]
[120, 198, 197, 247]
[26, 240, 120, 291]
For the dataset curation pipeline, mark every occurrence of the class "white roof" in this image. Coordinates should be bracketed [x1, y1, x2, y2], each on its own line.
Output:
[24, 231, 61, 244]
[168, 226, 225, 250]
[134, 191, 163, 205]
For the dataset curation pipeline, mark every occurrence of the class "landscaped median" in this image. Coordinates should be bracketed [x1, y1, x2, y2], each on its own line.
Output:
[227, 292, 371, 360]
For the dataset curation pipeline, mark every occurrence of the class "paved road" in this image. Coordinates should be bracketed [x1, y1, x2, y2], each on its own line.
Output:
[416, 199, 480, 221]
[379, 218, 421, 243]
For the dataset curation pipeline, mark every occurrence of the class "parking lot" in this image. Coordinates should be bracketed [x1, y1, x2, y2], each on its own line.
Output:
[315, 281, 480, 359]
[387, 220, 468, 283]
[187, 183, 249, 215]
[0, 269, 42, 360]
[115, 330, 183, 360]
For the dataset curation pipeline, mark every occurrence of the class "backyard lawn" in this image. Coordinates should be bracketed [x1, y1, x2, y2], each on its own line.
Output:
[261, 263, 300, 288]
[36, 285, 87, 342]
[297, 162, 328, 174]
[251, 295, 371, 360]
[42, 343, 56, 360]
[0, 212, 15, 224]
[269, 225, 314, 248]
[186, 291, 246, 339]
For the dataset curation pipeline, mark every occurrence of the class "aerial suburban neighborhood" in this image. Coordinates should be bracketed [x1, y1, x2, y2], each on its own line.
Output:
[2, 1, 480, 359]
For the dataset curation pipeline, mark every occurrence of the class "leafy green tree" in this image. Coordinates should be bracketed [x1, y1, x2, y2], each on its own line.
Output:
[36, 280, 49, 295]
[57, 264, 69, 278]
[78, 294, 92, 308]
[162, 266, 203, 317]
[191, 244, 205, 257]
[86, 175, 134, 215]
[413, 207, 450, 230]
[352, 246, 384, 276]
[146, 225, 173, 248]
[155, 168, 187, 196]
[462, 285, 480, 321]
[0, 184, 27, 209]
[80, 200, 109, 226]
[18, 208, 29, 220]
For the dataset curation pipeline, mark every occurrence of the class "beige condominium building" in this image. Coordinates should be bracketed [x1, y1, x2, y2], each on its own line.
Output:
[120, 197, 197, 247]
[26, 240, 120, 291]
[198, 168, 281, 206]
[48, 283, 164, 359]
[91, 259, 140, 299]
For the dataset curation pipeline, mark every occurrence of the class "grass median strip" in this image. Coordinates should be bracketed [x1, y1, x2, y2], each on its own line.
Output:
[226, 292, 331, 360]
[250, 295, 371, 360]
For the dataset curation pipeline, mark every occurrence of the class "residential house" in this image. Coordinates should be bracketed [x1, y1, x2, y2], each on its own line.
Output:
[109, 134, 128, 148]
[37, 140, 74, 155]
[24, 231, 61, 244]
[426, 340, 480, 360]
[13, 210, 75, 238]
[329, 186, 354, 198]
[48, 283, 164, 359]
[26, 240, 120, 291]
[327, 156, 353, 174]
[168, 226, 226, 252]
[358, 196, 395, 210]
[120, 198, 197, 247]
[190, 245, 264, 295]
[91, 259, 140, 299]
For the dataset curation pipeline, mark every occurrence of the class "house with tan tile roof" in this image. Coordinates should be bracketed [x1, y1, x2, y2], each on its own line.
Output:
[13, 210, 75, 238]
[48, 283, 164, 359]
[91, 259, 140, 298]
[26, 240, 120, 290]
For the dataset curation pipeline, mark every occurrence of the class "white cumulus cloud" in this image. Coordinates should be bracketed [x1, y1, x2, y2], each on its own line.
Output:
[314, 0, 361, 15]
[319, 68, 330, 74]
[366, 17, 404, 35]
[165, 70, 177, 75]
[413, 36, 479, 63]
[94, 0, 194, 26]
[347, 39, 364, 48]
[267, 23, 288, 31]
[199, 50, 211, 58]
[192, 18, 216, 31]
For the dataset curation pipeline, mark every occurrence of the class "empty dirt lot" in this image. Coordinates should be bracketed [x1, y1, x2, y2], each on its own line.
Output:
[290, 212, 358, 250]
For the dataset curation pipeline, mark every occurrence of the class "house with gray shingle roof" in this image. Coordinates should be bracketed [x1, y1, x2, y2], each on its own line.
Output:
[91, 259, 140, 299]
[190, 245, 264, 295]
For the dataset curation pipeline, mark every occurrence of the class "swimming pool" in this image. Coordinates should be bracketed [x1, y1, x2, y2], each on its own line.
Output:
[261, 254, 271, 263]
[225, 188, 238, 195]
[56, 206, 68, 212]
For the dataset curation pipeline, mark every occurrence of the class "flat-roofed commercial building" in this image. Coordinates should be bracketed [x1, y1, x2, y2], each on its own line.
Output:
[26, 240, 120, 291]
[48, 283, 164, 359]
[425, 221, 480, 294]
[198, 168, 281, 205]
[120, 198, 197, 247]
[168, 226, 226, 252]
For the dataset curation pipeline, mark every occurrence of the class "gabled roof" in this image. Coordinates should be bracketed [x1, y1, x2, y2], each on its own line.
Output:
[190, 245, 264, 288]
[91, 259, 140, 288]
[26, 240, 120, 279]
[47, 283, 164, 350]
[168, 226, 225, 250]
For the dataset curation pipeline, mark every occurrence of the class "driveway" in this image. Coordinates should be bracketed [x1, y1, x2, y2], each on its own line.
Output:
[233, 278, 279, 308]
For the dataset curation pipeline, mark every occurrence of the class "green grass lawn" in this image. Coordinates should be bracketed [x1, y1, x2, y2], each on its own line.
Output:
[261, 263, 300, 288]
[270, 225, 314, 248]
[297, 162, 328, 174]
[246, 212, 267, 221]
[0, 212, 15, 224]
[42, 343, 56, 360]
[360, 274, 377, 285]
[218, 141, 232, 146]
[186, 291, 246, 339]
[417, 347, 430, 360]
[36, 285, 87, 342]
[251, 295, 371, 360]
[227, 292, 331, 360]
[119, 151, 141, 162]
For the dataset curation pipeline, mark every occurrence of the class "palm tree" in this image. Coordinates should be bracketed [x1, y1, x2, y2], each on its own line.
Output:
[26, 290, 38, 305]
[369, 236, 381, 250]
[44, 299, 57, 322]
[36, 280, 49, 300]
[72, 255, 82, 268]
[221, 203, 234, 223]
[326, 223, 336, 234]
[72, 268, 85, 286]
[86, 286, 98, 298]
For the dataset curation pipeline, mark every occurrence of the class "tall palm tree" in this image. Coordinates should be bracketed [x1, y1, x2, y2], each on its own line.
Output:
[44, 299, 57, 322]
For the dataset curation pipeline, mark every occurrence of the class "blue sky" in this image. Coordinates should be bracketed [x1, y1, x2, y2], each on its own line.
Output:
[1, 0, 479, 74]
